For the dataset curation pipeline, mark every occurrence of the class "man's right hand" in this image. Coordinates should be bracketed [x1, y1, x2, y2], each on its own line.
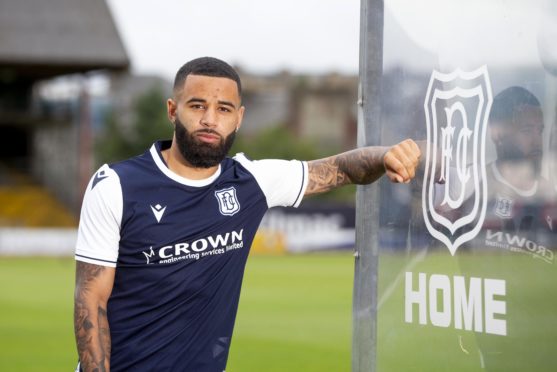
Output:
[383, 139, 422, 183]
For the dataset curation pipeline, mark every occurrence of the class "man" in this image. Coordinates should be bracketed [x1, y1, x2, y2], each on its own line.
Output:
[438, 86, 557, 371]
[429, 86, 555, 254]
[483, 86, 555, 241]
[74, 57, 421, 371]
[449, 86, 557, 257]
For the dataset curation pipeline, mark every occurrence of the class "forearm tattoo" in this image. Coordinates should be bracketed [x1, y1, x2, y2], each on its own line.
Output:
[306, 146, 387, 195]
[74, 262, 111, 372]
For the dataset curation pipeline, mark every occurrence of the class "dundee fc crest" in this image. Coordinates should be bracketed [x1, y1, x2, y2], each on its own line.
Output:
[215, 187, 240, 216]
[422, 66, 493, 255]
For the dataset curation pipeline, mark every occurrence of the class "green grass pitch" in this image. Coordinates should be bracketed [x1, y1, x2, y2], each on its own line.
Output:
[376, 252, 557, 372]
[3, 252, 552, 371]
[0, 254, 354, 372]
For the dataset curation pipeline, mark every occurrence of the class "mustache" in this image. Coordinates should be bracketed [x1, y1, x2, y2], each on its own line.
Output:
[193, 128, 223, 138]
[173, 119, 222, 138]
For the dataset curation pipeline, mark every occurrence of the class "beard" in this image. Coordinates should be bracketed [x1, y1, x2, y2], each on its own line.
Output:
[174, 117, 236, 168]
[496, 141, 543, 176]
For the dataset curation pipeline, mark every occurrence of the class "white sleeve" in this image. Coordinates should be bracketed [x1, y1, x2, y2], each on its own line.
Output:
[75, 164, 123, 267]
[234, 153, 308, 208]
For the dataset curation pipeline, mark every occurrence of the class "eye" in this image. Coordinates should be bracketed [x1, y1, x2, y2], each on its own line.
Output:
[218, 106, 232, 113]
[190, 104, 205, 110]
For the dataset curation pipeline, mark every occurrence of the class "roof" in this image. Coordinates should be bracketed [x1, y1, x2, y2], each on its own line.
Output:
[0, 0, 129, 79]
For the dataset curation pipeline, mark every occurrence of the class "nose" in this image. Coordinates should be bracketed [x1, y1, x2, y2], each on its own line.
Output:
[200, 108, 217, 127]
[532, 128, 543, 148]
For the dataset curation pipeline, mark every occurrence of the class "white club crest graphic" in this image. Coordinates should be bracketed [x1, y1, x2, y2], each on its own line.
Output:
[215, 187, 240, 216]
[422, 66, 493, 255]
[494, 196, 514, 219]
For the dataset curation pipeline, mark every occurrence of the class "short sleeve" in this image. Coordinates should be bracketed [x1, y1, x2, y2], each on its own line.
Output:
[75, 164, 123, 267]
[234, 153, 308, 208]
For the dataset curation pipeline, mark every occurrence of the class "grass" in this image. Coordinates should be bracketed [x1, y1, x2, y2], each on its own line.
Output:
[228, 254, 353, 371]
[3, 252, 553, 371]
[0, 254, 354, 372]
[0, 257, 76, 371]
[376, 252, 557, 372]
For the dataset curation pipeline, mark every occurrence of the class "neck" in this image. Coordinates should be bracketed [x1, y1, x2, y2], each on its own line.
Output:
[494, 159, 538, 190]
[162, 142, 220, 180]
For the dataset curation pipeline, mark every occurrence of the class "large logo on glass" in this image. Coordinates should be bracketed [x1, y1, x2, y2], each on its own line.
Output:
[422, 66, 493, 255]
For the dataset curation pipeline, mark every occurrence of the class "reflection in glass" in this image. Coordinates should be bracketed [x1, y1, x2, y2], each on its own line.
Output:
[376, 0, 557, 371]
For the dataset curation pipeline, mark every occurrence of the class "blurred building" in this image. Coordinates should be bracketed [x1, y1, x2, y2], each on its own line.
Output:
[0, 0, 129, 255]
[241, 71, 358, 151]
[106, 70, 358, 156]
[0, 0, 358, 254]
[0, 0, 128, 249]
[108, 74, 172, 132]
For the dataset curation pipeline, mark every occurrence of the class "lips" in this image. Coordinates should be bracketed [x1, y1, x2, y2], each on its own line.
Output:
[195, 131, 221, 144]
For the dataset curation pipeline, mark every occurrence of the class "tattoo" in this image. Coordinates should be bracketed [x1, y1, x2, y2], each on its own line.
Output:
[74, 262, 111, 372]
[98, 307, 111, 358]
[306, 147, 387, 195]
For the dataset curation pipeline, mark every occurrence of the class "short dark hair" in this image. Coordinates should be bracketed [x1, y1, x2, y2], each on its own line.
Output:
[489, 86, 541, 126]
[173, 57, 242, 96]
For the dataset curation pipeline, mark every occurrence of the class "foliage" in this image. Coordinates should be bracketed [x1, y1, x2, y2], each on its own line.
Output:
[95, 86, 172, 165]
[231, 125, 322, 161]
[96, 91, 355, 203]
[232, 125, 356, 203]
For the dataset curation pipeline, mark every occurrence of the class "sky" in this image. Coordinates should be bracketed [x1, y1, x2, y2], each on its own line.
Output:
[384, 0, 555, 72]
[51, 0, 557, 102]
[104, 0, 557, 81]
[105, 0, 361, 80]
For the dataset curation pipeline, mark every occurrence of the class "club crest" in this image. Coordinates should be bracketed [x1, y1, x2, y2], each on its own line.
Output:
[215, 187, 240, 216]
[422, 66, 493, 255]
[494, 196, 514, 219]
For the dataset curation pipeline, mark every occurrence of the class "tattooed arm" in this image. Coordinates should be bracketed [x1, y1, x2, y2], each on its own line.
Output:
[306, 139, 421, 196]
[74, 261, 115, 372]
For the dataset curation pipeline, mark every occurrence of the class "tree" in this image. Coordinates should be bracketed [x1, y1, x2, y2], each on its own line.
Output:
[96, 93, 355, 203]
[96, 86, 172, 165]
[231, 125, 322, 161]
[231, 125, 355, 203]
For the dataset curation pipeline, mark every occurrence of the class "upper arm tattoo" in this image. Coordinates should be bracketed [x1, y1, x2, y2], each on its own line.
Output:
[74, 261, 112, 372]
[306, 147, 387, 196]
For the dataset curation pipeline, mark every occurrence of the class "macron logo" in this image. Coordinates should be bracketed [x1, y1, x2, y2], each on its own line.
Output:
[150, 204, 167, 223]
[92, 169, 109, 189]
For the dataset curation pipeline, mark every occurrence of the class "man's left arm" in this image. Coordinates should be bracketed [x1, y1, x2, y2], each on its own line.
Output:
[305, 139, 421, 196]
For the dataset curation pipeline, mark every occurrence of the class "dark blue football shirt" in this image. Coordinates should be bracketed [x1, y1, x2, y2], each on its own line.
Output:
[75, 140, 308, 371]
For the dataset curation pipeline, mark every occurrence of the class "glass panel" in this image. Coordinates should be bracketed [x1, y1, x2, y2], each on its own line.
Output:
[377, 1, 557, 370]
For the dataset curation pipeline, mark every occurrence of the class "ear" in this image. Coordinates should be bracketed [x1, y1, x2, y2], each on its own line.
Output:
[236, 105, 245, 132]
[489, 124, 503, 145]
[167, 98, 177, 124]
